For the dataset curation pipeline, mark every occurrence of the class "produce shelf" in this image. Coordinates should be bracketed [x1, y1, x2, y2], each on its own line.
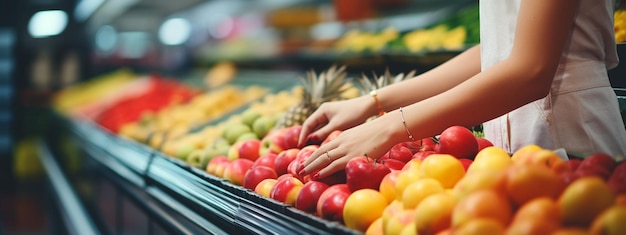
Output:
[61, 114, 360, 235]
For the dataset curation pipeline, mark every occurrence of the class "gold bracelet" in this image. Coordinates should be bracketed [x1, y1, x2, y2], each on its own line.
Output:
[370, 90, 386, 116]
[399, 107, 415, 141]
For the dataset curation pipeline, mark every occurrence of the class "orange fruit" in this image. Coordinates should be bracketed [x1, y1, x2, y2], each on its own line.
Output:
[506, 216, 559, 235]
[550, 227, 589, 235]
[512, 197, 560, 223]
[365, 217, 384, 235]
[402, 178, 445, 209]
[420, 154, 465, 188]
[558, 176, 616, 227]
[511, 145, 543, 162]
[414, 192, 457, 235]
[454, 218, 506, 235]
[343, 189, 388, 232]
[452, 189, 513, 228]
[589, 205, 626, 235]
[384, 208, 415, 235]
[467, 146, 512, 175]
[504, 164, 565, 206]
[379, 171, 401, 203]
[453, 170, 506, 200]
[395, 170, 424, 199]
[399, 222, 417, 235]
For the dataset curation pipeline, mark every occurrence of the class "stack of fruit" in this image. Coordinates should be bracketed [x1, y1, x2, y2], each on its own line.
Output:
[164, 87, 304, 168]
[95, 76, 200, 133]
[118, 84, 267, 147]
[205, 123, 626, 234]
[52, 69, 137, 118]
[334, 27, 401, 53]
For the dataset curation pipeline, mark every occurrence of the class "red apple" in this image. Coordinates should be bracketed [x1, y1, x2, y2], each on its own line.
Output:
[436, 126, 479, 159]
[322, 130, 342, 146]
[274, 148, 300, 176]
[345, 156, 391, 192]
[295, 181, 330, 214]
[206, 156, 230, 176]
[288, 159, 304, 181]
[458, 158, 473, 172]
[243, 166, 278, 190]
[381, 158, 406, 171]
[308, 169, 347, 185]
[577, 164, 612, 180]
[412, 150, 435, 161]
[476, 137, 494, 152]
[317, 184, 351, 223]
[610, 161, 626, 182]
[560, 171, 581, 186]
[260, 129, 289, 156]
[608, 177, 626, 195]
[282, 125, 302, 150]
[387, 144, 414, 163]
[566, 159, 582, 172]
[253, 152, 278, 169]
[238, 139, 262, 161]
[223, 158, 255, 186]
[578, 153, 616, 172]
[270, 175, 304, 206]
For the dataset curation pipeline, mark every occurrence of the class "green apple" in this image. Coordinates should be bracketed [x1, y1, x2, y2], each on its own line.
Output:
[204, 143, 230, 161]
[236, 132, 259, 143]
[175, 142, 197, 161]
[223, 123, 252, 145]
[241, 109, 262, 128]
[187, 150, 211, 169]
[252, 116, 276, 139]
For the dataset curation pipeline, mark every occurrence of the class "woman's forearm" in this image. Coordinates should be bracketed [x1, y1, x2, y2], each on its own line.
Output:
[374, 45, 482, 112]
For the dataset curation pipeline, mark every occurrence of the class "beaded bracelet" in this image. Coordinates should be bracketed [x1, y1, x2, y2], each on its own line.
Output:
[370, 90, 386, 116]
[399, 107, 415, 141]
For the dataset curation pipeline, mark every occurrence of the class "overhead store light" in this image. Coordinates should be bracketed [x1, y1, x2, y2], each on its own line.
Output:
[158, 18, 192, 46]
[75, 0, 105, 22]
[118, 31, 150, 58]
[28, 10, 68, 38]
[95, 25, 118, 52]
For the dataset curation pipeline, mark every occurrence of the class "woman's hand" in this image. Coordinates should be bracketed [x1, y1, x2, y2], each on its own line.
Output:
[297, 95, 376, 147]
[298, 111, 404, 179]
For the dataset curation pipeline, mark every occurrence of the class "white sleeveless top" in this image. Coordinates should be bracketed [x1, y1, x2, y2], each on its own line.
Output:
[481, 0, 626, 157]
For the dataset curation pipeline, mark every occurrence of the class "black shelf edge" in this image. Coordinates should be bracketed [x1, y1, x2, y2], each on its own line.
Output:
[63, 116, 360, 235]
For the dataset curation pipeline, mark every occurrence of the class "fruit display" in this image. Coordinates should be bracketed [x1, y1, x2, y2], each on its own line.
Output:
[331, 3, 479, 54]
[205, 123, 626, 234]
[95, 76, 200, 133]
[52, 69, 137, 118]
[334, 27, 401, 53]
[159, 86, 303, 166]
[118, 84, 267, 146]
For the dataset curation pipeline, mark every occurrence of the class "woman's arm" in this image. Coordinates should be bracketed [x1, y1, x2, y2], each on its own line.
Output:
[375, 44, 482, 112]
[390, 0, 582, 142]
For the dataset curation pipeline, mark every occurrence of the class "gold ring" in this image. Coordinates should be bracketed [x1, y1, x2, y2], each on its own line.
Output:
[325, 151, 332, 162]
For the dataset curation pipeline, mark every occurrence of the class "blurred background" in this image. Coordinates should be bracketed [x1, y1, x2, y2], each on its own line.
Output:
[0, 0, 623, 234]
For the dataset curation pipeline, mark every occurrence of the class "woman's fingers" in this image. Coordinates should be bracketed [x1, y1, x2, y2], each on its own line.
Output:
[298, 109, 329, 147]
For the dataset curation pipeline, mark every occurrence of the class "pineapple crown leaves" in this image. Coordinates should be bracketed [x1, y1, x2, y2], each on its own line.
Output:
[299, 65, 352, 107]
[357, 68, 417, 95]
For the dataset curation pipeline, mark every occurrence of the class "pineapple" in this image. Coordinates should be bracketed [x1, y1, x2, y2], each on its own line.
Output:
[275, 65, 351, 129]
[357, 68, 416, 96]
[357, 68, 416, 120]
